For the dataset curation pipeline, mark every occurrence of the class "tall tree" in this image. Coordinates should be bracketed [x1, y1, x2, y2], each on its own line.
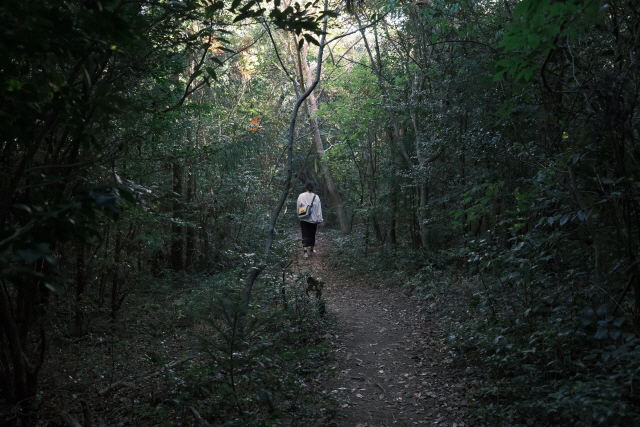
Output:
[291, 39, 351, 235]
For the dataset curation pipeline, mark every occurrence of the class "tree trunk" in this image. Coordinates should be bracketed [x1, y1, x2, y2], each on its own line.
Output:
[410, 190, 420, 248]
[0, 276, 46, 402]
[186, 168, 196, 270]
[294, 42, 350, 236]
[242, 3, 329, 308]
[389, 187, 398, 244]
[73, 239, 86, 336]
[419, 185, 430, 250]
[363, 14, 446, 250]
[0, 284, 28, 402]
[202, 210, 211, 269]
[111, 234, 121, 322]
[171, 162, 184, 271]
[98, 225, 110, 307]
[387, 128, 399, 244]
[367, 133, 382, 242]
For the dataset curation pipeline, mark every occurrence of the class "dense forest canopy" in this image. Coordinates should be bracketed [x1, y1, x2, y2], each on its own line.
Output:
[1, 0, 639, 425]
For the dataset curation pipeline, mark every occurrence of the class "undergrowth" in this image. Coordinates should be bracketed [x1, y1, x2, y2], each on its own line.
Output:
[172, 267, 338, 426]
[449, 234, 640, 426]
[328, 228, 443, 286]
[327, 228, 640, 426]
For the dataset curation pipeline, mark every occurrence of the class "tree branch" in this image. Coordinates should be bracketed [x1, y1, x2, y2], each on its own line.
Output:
[323, 11, 390, 47]
[242, 0, 330, 308]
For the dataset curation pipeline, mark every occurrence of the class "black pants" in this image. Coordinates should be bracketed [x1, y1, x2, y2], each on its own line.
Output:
[300, 221, 318, 248]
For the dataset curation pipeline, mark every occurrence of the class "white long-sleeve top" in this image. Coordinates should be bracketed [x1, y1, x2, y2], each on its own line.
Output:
[297, 192, 323, 224]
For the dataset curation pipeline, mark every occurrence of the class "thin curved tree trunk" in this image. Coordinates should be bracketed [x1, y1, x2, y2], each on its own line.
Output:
[242, 2, 329, 308]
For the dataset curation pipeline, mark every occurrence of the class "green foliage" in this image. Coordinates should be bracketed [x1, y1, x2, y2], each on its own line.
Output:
[329, 229, 445, 283]
[178, 270, 336, 424]
[495, 0, 604, 82]
[0, 0, 340, 408]
[2, 0, 640, 423]
[447, 287, 640, 425]
[321, 0, 640, 424]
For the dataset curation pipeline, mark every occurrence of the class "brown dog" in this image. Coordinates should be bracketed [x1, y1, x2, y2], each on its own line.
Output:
[306, 276, 324, 299]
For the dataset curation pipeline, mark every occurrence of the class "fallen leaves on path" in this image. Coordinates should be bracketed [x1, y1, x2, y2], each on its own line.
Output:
[297, 236, 478, 427]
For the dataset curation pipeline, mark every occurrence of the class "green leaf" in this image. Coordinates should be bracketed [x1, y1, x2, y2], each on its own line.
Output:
[12, 204, 32, 214]
[17, 243, 51, 264]
[118, 188, 136, 204]
[45, 283, 62, 295]
[233, 13, 249, 22]
[493, 70, 506, 82]
[206, 67, 218, 80]
[303, 34, 320, 46]
[583, 351, 599, 360]
[44, 255, 58, 266]
[205, 2, 224, 17]
[242, 0, 257, 12]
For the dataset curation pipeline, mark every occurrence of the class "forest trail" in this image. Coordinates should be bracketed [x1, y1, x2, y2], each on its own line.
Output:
[294, 235, 475, 427]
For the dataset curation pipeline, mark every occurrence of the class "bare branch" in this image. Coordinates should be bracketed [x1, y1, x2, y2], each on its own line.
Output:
[323, 11, 390, 47]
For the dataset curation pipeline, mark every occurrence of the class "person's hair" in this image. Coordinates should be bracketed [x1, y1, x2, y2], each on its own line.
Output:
[305, 180, 315, 192]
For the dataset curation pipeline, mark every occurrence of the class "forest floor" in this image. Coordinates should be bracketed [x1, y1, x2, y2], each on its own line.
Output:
[299, 235, 479, 427]
[1, 234, 481, 427]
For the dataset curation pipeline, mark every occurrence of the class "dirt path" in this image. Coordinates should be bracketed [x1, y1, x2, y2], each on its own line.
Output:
[294, 235, 476, 427]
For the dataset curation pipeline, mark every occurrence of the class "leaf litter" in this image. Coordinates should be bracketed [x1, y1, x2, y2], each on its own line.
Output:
[304, 236, 479, 426]
[2, 234, 481, 426]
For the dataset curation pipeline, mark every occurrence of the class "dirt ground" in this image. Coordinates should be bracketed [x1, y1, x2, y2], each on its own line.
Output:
[295, 235, 479, 427]
[1, 233, 480, 427]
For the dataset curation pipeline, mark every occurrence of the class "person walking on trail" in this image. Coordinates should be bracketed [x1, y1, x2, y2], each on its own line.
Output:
[297, 180, 323, 258]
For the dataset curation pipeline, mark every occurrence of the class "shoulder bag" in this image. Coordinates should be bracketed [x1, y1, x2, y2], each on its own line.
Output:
[298, 194, 316, 220]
